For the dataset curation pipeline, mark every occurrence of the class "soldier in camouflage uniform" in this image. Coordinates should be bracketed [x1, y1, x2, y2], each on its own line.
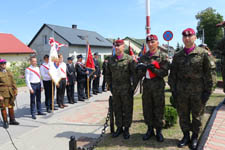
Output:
[137, 34, 169, 142]
[105, 39, 137, 139]
[168, 28, 216, 150]
[216, 37, 225, 93]
[0, 59, 19, 129]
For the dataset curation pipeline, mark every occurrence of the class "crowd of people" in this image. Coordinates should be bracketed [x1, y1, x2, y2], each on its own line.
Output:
[0, 27, 219, 150]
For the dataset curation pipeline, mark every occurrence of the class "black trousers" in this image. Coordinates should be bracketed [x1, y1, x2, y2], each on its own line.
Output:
[66, 82, 75, 102]
[93, 77, 100, 93]
[30, 83, 42, 115]
[78, 81, 85, 100]
[102, 76, 106, 91]
[43, 80, 54, 110]
[56, 79, 66, 106]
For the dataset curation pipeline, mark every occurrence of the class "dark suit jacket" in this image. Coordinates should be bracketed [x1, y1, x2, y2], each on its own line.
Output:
[66, 63, 76, 84]
[94, 59, 101, 77]
[75, 62, 87, 82]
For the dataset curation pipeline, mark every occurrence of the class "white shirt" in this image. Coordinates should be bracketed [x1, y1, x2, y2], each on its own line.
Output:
[25, 65, 43, 90]
[59, 62, 67, 79]
[40, 63, 51, 81]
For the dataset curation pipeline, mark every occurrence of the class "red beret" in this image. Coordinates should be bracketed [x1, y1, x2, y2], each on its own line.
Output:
[115, 40, 124, 46]
[146, 34, 158, 42]
[0, 59, 6, 64]
[182, 28, 195, 36]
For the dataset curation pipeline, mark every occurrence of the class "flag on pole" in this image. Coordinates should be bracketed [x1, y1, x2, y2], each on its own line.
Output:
[48, 37, 67, 85]
[85, 42, 95, 77]
[139, 43, 147, 57]
[49, 37, 68, 51]
[129, 43, 138, 62]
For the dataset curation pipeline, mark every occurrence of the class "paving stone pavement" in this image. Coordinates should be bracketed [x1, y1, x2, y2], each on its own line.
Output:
[0, 85, 111, 150]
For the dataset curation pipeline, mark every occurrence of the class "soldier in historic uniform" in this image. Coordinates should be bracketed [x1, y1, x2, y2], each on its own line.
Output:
[92, 52, 101, 94]
[105, 39, 137, 139]
[75, 55, 89, 101]
[0, 59, 19, 128]
[66, 57, 76, 104]
[137, 34, 169, 142]
[168, 28, 216, 149]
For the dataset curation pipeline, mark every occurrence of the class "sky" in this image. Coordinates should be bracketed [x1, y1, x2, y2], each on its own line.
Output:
[0, 0, 225, 48]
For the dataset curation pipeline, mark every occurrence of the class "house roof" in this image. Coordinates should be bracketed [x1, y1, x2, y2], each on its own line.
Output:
[0, 33, 35, 54]
[29, 24, 113, 48]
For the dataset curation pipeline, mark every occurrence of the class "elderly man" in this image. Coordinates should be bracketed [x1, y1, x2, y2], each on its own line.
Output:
[0, 59, 19, 128]
[168, 28, 216, 149]
[105, 39, 138, 139]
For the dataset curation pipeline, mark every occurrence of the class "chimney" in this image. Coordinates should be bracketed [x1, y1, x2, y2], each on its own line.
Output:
[72, 24, 77, 29]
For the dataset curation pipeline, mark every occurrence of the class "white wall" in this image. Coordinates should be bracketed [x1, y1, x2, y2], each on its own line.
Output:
[0, 54, 30, 66]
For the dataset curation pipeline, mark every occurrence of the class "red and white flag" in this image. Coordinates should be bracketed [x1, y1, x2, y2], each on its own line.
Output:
[49, 37, 68, 51]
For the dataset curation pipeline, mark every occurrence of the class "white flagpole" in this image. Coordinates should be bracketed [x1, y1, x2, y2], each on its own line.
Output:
[146, 0, 150, 36]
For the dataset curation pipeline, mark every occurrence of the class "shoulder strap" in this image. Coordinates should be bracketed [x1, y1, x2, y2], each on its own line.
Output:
[27, 67, 41, 79]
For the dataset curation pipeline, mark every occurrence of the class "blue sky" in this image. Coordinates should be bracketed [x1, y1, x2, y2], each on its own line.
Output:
[0, 0, 224, 47]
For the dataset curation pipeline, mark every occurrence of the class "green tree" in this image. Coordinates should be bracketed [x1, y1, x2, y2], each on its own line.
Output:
[196, 7, 224, 50]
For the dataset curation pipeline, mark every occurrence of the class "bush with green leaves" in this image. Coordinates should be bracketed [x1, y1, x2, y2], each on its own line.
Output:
[164, 105, 178, 128]
[8, 61, 29, 86]
[170, 95, 177, 108]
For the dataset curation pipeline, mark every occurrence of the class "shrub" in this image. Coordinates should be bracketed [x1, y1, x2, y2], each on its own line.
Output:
[164, 105, 178, 128]
[8, 61, 29, 86]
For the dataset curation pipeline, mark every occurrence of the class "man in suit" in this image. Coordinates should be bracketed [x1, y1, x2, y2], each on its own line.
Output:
[75, 55, 89, 101]
[66, 57, 76, 104]
[92, 52, 101, 95]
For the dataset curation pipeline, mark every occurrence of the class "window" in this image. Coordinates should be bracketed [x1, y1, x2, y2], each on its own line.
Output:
[44, 35, 48, 45]
[96, 37, 103, 42]
[77, 35, 85, 40]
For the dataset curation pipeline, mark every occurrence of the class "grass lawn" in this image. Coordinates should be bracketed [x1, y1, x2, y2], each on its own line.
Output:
[96, 91, 225, 150]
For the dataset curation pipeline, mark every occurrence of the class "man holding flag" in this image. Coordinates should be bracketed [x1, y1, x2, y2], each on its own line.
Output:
[137, 34, 169, 142]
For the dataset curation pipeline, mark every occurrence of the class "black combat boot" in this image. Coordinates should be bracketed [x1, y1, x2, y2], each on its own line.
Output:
[112, 127, 123, 138]
[177, 131, 190, 148]
[143, 126, 155, 141]
[156, 128, 164, 142]
[1, 108, 9, 129]
[189, 133, 198, 150]
[9, 108, 19, 125]
[123, 127, 130, 139]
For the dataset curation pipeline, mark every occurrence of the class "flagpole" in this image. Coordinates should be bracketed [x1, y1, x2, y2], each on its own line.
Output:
[146, 0, 150, 36]
[52, 81, 54, 113]
[87, 76, 90, 99]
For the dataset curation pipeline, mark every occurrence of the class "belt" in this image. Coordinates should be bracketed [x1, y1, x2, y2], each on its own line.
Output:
[61, 78, 66, 80]
[31, 82, 41, 85]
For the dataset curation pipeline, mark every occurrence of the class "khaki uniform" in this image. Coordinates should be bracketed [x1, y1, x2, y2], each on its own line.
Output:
[168, 46, 216, 134]
[0, 70, 17, 108]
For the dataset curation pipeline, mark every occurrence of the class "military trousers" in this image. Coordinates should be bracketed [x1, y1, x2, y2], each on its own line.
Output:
[176, 91, 205, 134]
[113, 94, 133, 128]
[142, 78, 165, 128]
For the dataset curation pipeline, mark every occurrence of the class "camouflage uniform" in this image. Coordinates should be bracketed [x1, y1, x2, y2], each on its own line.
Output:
[105, 53, 137, 128]
[217, 37, 225, 92]
[139, 50, 169, 129]
[168, 46, 216, 135]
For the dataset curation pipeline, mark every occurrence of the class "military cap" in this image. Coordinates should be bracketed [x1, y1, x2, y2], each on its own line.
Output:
[0, 59, 6, 64]
[77, 54, 83, 59]
[115, 40, 124, 46]
[67, 57, 73, 60]
[182, 28, 196, 36]
[94, 52, 99, 56]
[146, 34, 158, 42]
